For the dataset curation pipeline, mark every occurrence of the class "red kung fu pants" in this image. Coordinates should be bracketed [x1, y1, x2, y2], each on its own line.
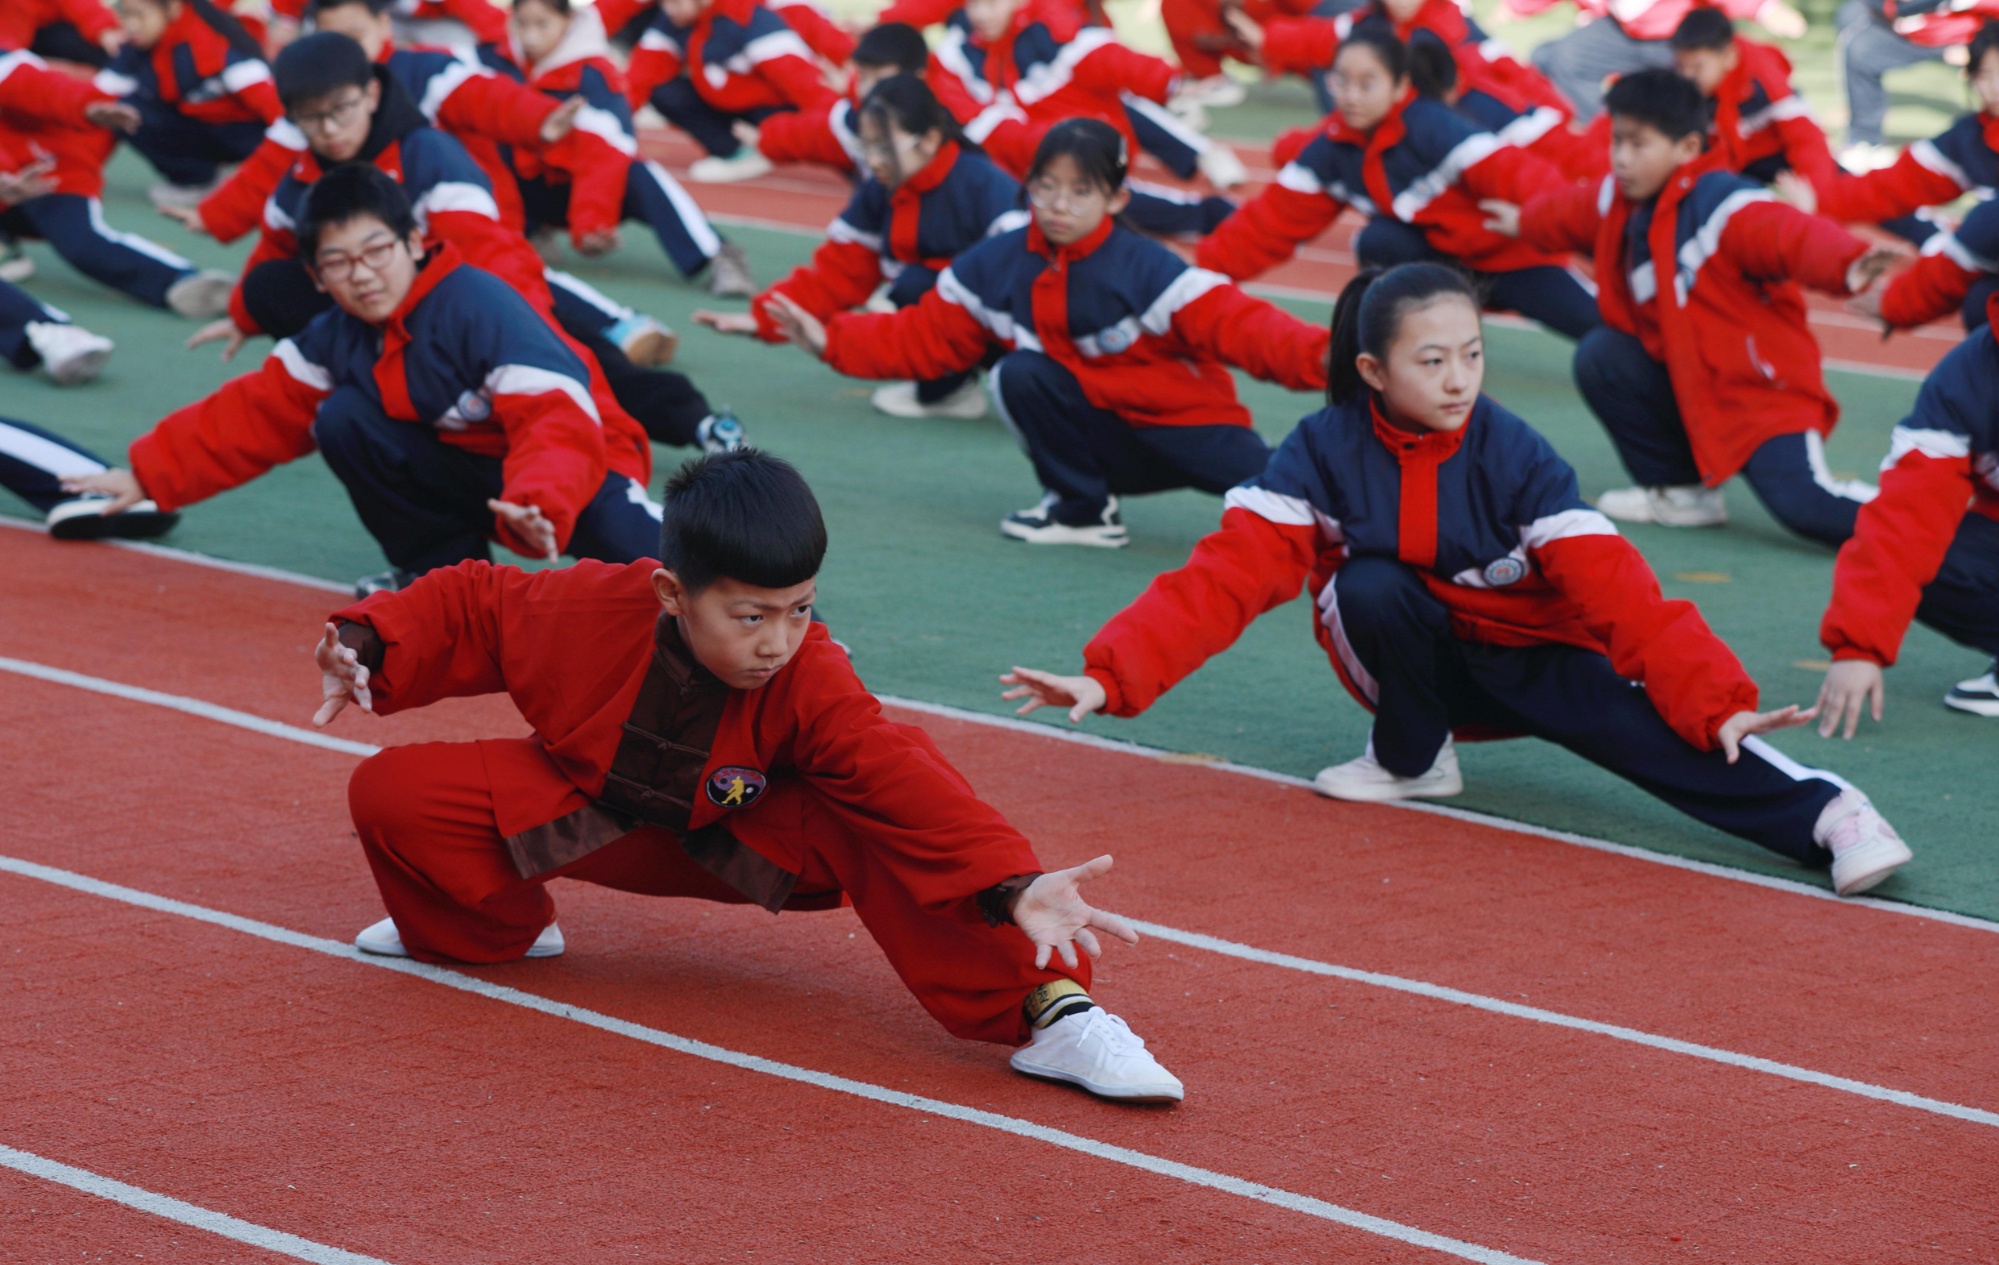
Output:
[348, 739, 1087, 1046]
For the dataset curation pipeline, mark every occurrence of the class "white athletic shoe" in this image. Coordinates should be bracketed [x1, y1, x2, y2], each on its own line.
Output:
[706, 242, 756, 298]
[26, 321, 113, 386]
[870, 378, 988, 419]
[1595, 484, 1728, 527]
[1838, 141, 1900, 174]
[165, 269, 236, 319]
[1313, 736, 1463, 802]
[1167, 98, 1210, 132]
[44, 496, 178, 541]
[0, 240, 33, 282]
[1944, 663, 1999, 717]
[1175, 73, 1246, 108]
[687, 150, 773, 183]
[148, 178, 219, 210]
[609, 314, 678, 367]
[354, 916, 566, 959]
[1010, 1008, 1184, 1102]
[1814, 789, 1913, 896]
[1000, 493, 1129, 548]
[1196, 142, 1250, 190]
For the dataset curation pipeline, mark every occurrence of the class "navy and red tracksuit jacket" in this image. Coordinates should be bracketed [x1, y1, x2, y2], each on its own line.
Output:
[0, 0, 119, 52]
[132, 247, 636, 557]
[1261, 0, 1568, 116]
[1879, 194, 1999, 328]
[1704, 38, 1837, 190]
[1880, 0, 1999, 48]
[1818, 110, 1999, 228]
[754, 88, 862, 171]
[616, 0, 837, 117]
[823, 215, 1329, 427]
[1082, 393, 1761, 752]
[1197, 89, 1562, 280]
[1500, 0, 1766, 40]
[1522, 162, 1867, 485]
[269, 0, 512, 47]
[751, 140, 1025, 339]
[1823, 297, 1999, 664]
[0, 49, 119, 198]
[95, 0, 280, 127]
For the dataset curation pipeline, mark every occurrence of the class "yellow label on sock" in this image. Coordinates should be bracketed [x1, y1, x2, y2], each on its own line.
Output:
[1024, 979, 1092, 1028]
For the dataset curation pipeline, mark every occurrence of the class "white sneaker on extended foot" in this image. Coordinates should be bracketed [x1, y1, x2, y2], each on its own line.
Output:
[165, 269, 237, 319]
[1000, 493, 1128, 548]
[1595, 484, 1728, 527]
[148, 179, 219, 210]
[1010, 1008, 1184, 1102]
[45, 496, 178, 541]
[870, 378, 988, 419]
[353, 916, 566, 959]
[1313, 737, 1463, 802]
[1814, 788, 1912, 896]
[1196, 142, 1249, 189]
[0, 240, 33, 282]
[1943, 663, 1999, 717]
[688, 151, 773, 183]
[609, 314, 678, 367]
[1175, 73, 1245, 108]
[26, 321, 113, 385]
[1838, 142, 1899, 173]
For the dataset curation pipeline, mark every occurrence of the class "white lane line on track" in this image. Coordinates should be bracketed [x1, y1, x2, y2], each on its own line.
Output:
[0, 855, 1541, 1265]
[4, 657, 1995, 1132]
[0, 1143, 396, 1265]
[4, 530, 1990, 937]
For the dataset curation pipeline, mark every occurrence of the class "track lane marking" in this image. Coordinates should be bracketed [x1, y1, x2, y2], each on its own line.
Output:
[0, 854, 1543, 1265]
[0, 1143, 397, 1265]
[4, 656, 1995, 1131]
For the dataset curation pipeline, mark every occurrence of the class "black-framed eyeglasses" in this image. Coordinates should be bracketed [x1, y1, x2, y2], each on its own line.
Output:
[314, 237, 403, 283]
[292, 92, 367, 134]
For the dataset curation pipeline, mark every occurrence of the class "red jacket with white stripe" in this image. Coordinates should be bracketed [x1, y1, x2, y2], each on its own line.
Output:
[0, 49, 118, 198]
[0, 0, 119, 52]
[1817, 110, 1999, 227]
[269, 0, 512, 47]
[1081, 393, 1760, 750]
[1521, 163, 1866, 484]
[1262, 0, 1568, 116]
[1822, 297, 1999, 665]
[96, 0, 280, 128]
[823, 216, 1330, 430]
[1503, 0, 1766, 40]
[1881, 0, 1999, 47]
[1877, 195, 1999, 328]
[619, 0, 837, 116]
[1704, 38, 1836, 191]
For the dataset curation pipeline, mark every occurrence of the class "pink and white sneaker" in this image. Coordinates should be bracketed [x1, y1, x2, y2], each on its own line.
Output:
[1813, 789, 1913, 896]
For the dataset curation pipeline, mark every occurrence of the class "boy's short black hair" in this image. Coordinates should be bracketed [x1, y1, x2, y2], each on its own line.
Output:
[1970, 20, 1999, 77]
[306, 0, 391, 17]
[275, 30, 374, 112]
[853, 21, 928, 71]
[298, 163, 419, 261]
[660, 450, 827, 593]
[1669, 7, 1736, 52]
[1604, 67, 1708, 141]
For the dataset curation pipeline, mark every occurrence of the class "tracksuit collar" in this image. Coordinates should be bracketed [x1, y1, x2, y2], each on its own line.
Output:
[1025, 213, 1114, 264]
[1370, 395, 1470, 463]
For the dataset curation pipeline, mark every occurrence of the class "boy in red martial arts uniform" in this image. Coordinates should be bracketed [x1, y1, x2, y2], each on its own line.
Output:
[311, 449, 1186, 1103]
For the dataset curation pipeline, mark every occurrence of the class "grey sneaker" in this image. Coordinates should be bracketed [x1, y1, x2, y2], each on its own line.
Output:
[26, 321, 113, 385]
[706, 242, 755, 298]
[353, 569, 414, 598]
[165, 269, 236, 319]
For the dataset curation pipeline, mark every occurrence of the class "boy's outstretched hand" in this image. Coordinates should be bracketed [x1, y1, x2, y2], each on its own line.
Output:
[764, 293, 828, 357]
[1716, 704, 1816, 763]
[1846, 245, 1906, 296]
[1011, 855, 1140, 970]
[1478, 199, 1522, 238]
[694, 309, 761, 335]
[313, 622, 373, 727]
[1814, 659, 1885, 739]
[1001, 666, 1107, 723]
[488, 498, 560, 561]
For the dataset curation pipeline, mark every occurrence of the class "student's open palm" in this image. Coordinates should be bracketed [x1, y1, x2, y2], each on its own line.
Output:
[539, 94, 584, 145]
[764, 293, 828, 357]
[489, 498, 560, 561]
[694, 309, 761, 336]
[1846, 245, 1906, 296]
[1012, 855, 1141, 969]
[1001, 666, 1107, 723]
[1716, 704, 1817, 763]
[313, 622, 373, 727]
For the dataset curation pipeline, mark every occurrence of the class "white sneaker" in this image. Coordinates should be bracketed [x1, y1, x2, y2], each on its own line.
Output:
[353, 916, 566, 959]
[688, 151, 773, 183]
[1944, 664, 1999, 717]
[1838, 142, 1899, 174]
[1313, 736, 1463, 802]
[870, 378, 988, 419]
[1000, 493, 1128, 548]
[1595, 484, 1728, 527]
[1196, 142, 1249, 190]
[1175, 74, 1245, 108]
[165, 269, 236, 320]
[26, 321, 113, 385]
[1010, 1008, 1184, 1102]
[148, 179, 219, 210]
[44, 496, 177, 541]
[1814, 789, 1912, 896]
[0, 240, 32, 282]
[609, 314, 678, 367]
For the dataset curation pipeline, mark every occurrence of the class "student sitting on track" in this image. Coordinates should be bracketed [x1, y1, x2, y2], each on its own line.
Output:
[760, 120, 1330, 549]
[62, 167, 665, 596]
[0, 415, 179, 539]
[312, 448, 1186, 1104]
[1000, 262, 1914, 897]
[1667, 7, 1837, 190]
[1482, 70, 1902, 544]
[696, 75, 1025, 421]
[1195, 27, 1602, 342]
[1814, 300, 1999, 728]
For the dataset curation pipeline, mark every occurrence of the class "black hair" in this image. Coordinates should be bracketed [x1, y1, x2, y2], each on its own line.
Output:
[514, 0, 573, 14]
[306, 0, 392, 18]
[1970, 21, 1999, 78]
[1602, 67, 1707, 141]
[1025, 117, 1126, 191]
[275, 30, 375, 111]
[659, 450, 827, 593]
[1326, 263, 1480, 404]
[128, 0, 269, 60]
[853, 21, 929, 73]
[1406, 28, 1457, 100]
[297, 163, 418, 261]
[1669, 6, 1736, 52]
[1332, 20, 1408, 82]
[859, 73, 961, 149]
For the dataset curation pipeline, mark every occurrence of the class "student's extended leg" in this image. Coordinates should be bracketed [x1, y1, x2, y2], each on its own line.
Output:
[5, 194, 201, 309]
[1736, 430, 1875, 548]
[1122, 95, 1206, 181]
[1572, 325, 1729, 525]
[623, 159, 725, 278]
[565, 471, 665, 565]
[0, 279, 113, 385]
[1481, 265, 1601, 341]
[0, 415, 178, 538]
[1122, 181, 1236, 239]
[311, 385, 502, 574]
[649, 77, 749, 157]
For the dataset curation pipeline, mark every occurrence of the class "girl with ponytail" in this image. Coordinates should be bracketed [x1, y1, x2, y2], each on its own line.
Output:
[1004, 262, 1912, 896]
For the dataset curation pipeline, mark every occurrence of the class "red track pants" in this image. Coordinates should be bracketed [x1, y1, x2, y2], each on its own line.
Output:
[349, 740, 1087, 1045]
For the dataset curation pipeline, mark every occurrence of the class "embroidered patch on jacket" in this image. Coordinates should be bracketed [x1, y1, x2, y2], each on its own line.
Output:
[1482, 556, 1527, 587]
[705, 766, 767, 809]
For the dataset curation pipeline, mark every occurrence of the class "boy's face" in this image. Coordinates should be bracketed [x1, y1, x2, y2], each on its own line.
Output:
[652, 571, 818, 690]
[310, 213, 422, 324]
[965, 0, 1023, 42]
[660, 0, 711, 27]
[310, 2, 393, 60]
[1609, 114, 1703, 202]
[1672, 43, 1736, 98]
[116, 0, 172, 50]
[291, 77, 380, 164]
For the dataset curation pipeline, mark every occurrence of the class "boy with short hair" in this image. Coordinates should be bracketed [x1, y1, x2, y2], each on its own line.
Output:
[1485, 69, 1900, 545]
[741, 20, 931, 175]
[1669, 6, 1837, 189]
[313, 448, 1185, 1103]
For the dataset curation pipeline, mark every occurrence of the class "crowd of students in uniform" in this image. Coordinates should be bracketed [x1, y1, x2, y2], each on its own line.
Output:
[1, 0, 1995, 1104]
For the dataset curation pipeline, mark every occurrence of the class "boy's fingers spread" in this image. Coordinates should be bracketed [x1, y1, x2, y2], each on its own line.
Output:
[1091, 908, 1140, 945]
[1057, 940, 1079, 970]
[1074, 927, 1102, 960]
[1078, 854, 1114, 879]
[1033, 943, 1051, 970]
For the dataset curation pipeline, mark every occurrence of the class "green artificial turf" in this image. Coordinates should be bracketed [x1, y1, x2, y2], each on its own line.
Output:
[5, 112, 1991, 918]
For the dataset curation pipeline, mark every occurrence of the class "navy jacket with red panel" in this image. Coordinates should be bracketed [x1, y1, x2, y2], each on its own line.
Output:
[0, 49, 119, 198]
[95, 0, 280, 127]
[1521, 163, 1867, 485]
[751, 141, 1024, 340]
[1081, 394, 1761, 751]
[1704, 38, 1836, 191]
[822, 216, 1331, 430]
[131, 247, 628, 559]
[1822, 302, 1999, 665]
[1196, 89, 1563, 280]
[1818, 110, 1999, 228]
[621, 0, 837, 116]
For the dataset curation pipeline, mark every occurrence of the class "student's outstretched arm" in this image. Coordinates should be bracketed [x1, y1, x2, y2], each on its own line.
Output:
[810, 272, 993, 380]
[1815, 144, 1967, 226]
[1193, 162, 1347, 281]
[321, 562, 518, 717]
[188, 124, 304, 243]
[1505, 175, 1606, 254]
[1721, 198, 1876, 294]
[1169, 281, 1331, 391]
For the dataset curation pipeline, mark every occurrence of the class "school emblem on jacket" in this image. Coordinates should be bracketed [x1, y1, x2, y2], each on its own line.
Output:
[1482, 555, 1528, 587]
[706, 766, 767, 809]
[1096, 324, 1134, 354]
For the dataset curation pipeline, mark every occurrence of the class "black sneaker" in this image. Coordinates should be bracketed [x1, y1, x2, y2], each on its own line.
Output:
[45, 496, 179, 541]
[353, 569, 414, 598]
[999, 494, 1128, 548]
[1944, 661, 1999, 717]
